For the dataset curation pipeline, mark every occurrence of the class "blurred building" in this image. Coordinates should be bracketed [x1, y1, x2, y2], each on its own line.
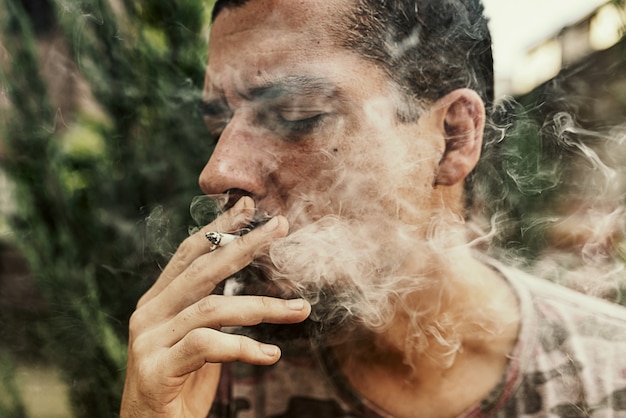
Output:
[491, 0, 625, 99]
[499, 1, 626, 128]
[514, 1, 626, 128]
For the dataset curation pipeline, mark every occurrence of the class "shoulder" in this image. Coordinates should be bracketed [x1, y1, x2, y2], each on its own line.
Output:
[488, 260, 626, 417]
[499, 261, 626, 331]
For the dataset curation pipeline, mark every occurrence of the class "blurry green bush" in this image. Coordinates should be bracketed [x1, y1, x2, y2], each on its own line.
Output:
[0, 0, 214, 416]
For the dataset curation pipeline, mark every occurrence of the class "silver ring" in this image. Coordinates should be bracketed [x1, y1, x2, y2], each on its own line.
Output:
[205, 231, 237, 251]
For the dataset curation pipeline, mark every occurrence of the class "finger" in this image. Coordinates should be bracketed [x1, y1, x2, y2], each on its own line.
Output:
[139, 196, 256, 307]
[166, 328, 282, 377]
[160, 296, 311, 346]
[139, 216, 289, 324]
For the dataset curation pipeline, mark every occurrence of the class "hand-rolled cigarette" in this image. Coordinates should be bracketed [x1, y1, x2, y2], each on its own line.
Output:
[205, 231, 238, 250]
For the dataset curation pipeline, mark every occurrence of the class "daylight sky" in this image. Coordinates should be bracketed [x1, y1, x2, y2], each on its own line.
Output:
[483, 0, 608, 87]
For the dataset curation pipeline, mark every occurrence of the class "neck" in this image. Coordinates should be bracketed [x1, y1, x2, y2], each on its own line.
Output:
[331, 250, 520, 418]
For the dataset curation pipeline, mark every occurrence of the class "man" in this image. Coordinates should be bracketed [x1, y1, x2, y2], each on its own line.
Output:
[120, 0, 626, 417]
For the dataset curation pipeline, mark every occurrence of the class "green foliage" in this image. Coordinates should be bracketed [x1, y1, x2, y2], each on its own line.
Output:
[0, 0, 215, 416]
[0, 349, 27, 418]
[473, 103, 564, 261]
[475, 95, 626, 280]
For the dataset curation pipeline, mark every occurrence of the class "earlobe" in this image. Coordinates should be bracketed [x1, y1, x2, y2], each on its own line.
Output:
[434, 89, 485, 186]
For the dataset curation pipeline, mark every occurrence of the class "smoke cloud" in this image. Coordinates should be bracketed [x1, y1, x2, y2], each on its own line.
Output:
[473, 99, 626, 304]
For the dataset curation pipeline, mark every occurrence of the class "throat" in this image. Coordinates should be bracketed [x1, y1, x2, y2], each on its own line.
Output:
[326, 261, 520, 418]
[332, 340, 513, 418]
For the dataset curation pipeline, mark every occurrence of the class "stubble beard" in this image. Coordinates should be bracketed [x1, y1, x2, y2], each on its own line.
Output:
[225, 206, 433, 351]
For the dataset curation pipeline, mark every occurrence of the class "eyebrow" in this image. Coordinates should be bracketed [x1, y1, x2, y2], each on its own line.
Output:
[244, 76, 340, 101]
[198, 75, 341, 118]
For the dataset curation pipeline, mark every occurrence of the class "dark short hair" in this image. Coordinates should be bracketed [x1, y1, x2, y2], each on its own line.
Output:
[211, 0, 494, 119]
[341, 0, 493, 119]
[211, 0, 251, 20]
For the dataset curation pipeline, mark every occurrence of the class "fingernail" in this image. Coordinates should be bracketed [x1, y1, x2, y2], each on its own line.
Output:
[286, 299, 304, 310]
[262, 216, 279, 231]
[233, 197, 249, 210]
[240, 196, 254, 209]
[260, 344, 279, 357]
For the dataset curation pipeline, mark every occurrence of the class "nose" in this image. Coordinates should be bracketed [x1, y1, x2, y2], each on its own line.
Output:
[198, 117, 269, 204]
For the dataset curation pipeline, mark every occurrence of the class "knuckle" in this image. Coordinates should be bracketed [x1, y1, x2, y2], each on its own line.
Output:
[184, 328, 210, 354]
[237, 337, 246, 357]
[136, 293, 150, 309]
[258, 296, 273, 310]
[170, 236, 198, 268]
[231, 234, 249, 251]
[176, 235, 195, 257]
[195, 295, 218, 317]
[128, 308, 149, 337]
[128, 332, 151, 361]
[231, 234, 258, 261]
[227, 334, 253, 361]
[230, 210, 253, 228]
[168, 256, 191, 278]
[183, 257, 205, 280]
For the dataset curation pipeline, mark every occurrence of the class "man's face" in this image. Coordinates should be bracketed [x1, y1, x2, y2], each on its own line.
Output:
[199, 0, 449, 326]
[200, 0, 443, 228]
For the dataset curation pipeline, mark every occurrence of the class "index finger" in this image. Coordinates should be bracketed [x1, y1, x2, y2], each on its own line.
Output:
[138, 196, 256, 307]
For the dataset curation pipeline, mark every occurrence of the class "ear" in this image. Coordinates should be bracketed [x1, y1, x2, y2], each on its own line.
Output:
[433, 89, 485, 186]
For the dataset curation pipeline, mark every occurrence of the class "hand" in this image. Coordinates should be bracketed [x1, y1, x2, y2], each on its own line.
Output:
[120, 196, 311, 417]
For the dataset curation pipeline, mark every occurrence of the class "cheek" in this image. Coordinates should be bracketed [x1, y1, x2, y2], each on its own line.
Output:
[271, 146, 336, 197]
[278, 122, 353, 191]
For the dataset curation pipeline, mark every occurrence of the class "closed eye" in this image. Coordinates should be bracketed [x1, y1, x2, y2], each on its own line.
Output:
[259, 107, 329, 139]
[277, 112, 326, 133]
[197, 100, 232, 140]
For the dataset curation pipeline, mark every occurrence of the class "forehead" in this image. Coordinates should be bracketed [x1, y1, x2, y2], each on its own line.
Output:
[211, 0, 345, 39]
[206, 0, 361, 92]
